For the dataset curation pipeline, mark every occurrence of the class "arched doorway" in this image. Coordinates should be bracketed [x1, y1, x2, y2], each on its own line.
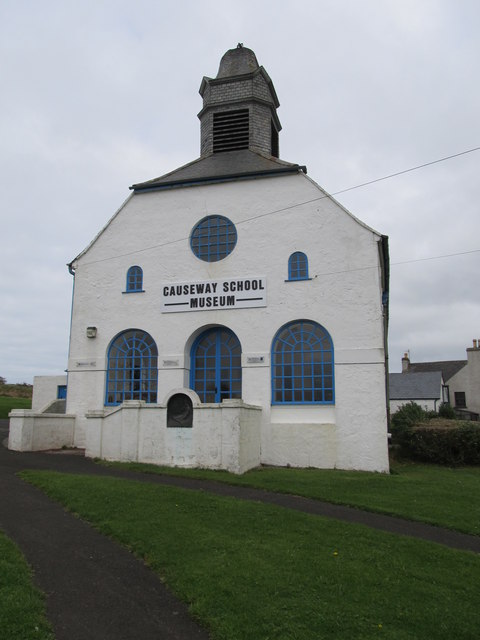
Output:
[190, 327, 241, 403]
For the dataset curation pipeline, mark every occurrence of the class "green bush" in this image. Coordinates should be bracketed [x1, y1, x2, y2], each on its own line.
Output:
[438, 403, 457, 419]
[390, 402, 427, 458]
[405, 424, 480, 466]
[390, 402, 480, 465]
[0, 383, 32, 399]
[390, 402, 428, 439]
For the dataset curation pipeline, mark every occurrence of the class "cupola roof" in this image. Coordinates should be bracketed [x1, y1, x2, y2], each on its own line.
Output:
[131, 46, 306, 192]
[216, 44, 259, 78]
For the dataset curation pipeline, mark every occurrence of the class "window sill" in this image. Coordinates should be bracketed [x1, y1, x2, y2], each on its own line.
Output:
[122, 290, 145, 294]
[285, 278, 312, 282]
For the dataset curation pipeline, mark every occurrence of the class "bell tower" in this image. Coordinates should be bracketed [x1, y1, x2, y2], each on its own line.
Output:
[198, 44, 282, 158]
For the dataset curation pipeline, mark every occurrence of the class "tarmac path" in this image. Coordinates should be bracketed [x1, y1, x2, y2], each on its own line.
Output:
[1, 419, 479, 640]
[0, 421, 210, 640]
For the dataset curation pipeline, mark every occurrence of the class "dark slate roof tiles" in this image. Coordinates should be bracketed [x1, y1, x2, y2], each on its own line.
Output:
[130, 149, 305, 191]
[389, 371, 443, 400]
[408, 360, 467, 382]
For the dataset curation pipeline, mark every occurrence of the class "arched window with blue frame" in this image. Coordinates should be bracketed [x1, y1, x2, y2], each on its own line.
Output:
[271, 320, 334, 404]
[105, 329, 158, 405]
[288, 252, 309, 281]
[126, 266, 143, 292]
[190, 327, 241, 403]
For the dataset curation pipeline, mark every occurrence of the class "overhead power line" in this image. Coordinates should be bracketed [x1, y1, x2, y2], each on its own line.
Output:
[312, 249, 480, 278]
[392, 248, 480, 266]
[237, 145, 480, 226]
[79, 145, 480, 268]
[331, 145, 480, 196]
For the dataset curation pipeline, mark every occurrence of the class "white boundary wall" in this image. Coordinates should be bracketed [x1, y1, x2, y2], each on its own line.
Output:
[85, 394, 262, 475]
[9, 410, 75, 451]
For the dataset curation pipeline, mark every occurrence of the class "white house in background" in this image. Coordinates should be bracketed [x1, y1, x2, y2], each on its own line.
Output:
[399, 341, 480, 418]
[389, 370, 444, 413]
[10, 45, 390, 472]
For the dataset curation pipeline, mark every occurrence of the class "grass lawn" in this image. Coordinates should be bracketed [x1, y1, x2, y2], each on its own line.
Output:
[0, 395, 31, 419]
[101, 460, 480, 536]
[21, 470, 480, 640]
[0, 530, 54, 640]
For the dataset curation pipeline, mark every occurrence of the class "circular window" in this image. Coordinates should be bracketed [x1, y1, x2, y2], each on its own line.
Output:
[190, 215, 237, 262]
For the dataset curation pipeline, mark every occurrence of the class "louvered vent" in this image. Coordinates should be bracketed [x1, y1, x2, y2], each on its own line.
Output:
[213, 109, 249, 153]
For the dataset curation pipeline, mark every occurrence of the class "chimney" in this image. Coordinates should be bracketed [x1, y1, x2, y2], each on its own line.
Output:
[467, 340, 480, 363]
[402, 352, 410, 373]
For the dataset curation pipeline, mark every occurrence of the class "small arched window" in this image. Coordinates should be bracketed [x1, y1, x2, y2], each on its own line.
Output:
[126, 266, 143, 292]
[271, 320, 334, 404]
[288, 252, 309, 281]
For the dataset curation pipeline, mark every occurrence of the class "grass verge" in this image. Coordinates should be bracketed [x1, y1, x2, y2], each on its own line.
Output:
[0, 395, 31, 419]
[21, 470, 480, 640]
[99, 460, 480, 536]
[0, 530, 54, 640]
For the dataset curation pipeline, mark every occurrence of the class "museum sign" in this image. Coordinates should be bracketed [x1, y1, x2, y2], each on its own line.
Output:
[161, 276, 266, 313]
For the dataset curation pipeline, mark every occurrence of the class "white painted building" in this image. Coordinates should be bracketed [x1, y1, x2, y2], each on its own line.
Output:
[389, 371, 444, 413]
[10, 46, 390, 472]
[400, 341, 480, 418]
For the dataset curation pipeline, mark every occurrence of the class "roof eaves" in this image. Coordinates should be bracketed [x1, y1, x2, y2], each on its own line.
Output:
[67, 191, 134, 271]
[197, 96, 282, 130]
[198, 66, 279, 109]
[303, 173, 385, 237]
[130, 165, 307, 193]
[390, 394, 441, 400]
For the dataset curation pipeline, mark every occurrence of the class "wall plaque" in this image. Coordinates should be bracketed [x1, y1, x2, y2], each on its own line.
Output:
[162, 359, 180, 367]
[167, 394, 193, 428]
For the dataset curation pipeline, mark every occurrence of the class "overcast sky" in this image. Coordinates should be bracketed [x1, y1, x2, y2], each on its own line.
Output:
[1, 0, 479, 383]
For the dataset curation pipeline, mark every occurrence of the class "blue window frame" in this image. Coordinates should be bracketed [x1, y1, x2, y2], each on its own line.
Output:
[271, 320, 334, 404]
[190, 328, 241, 403]
[126, 266, 143, 292]
[190, 215, 237, 262]
[105, 330, 158, 405]
[288, 252, 309, 281]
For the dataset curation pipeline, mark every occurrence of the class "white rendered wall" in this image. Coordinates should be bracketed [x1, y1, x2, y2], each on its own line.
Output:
[32, 375, 67, 411]
[390, 399, 438, 414]
[9, 410, 75, 451]
[448, 347, 480, 414]
[67, 172, 389, 472]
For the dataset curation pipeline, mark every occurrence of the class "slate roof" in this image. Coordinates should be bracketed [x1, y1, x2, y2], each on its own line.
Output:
[130, 149, 306, 192]
[389, 371, 443, 400]
[408, 360, 467, 382]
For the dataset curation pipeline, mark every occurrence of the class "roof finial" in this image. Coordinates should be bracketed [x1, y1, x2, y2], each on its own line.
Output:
[237, 42, 243, 48]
